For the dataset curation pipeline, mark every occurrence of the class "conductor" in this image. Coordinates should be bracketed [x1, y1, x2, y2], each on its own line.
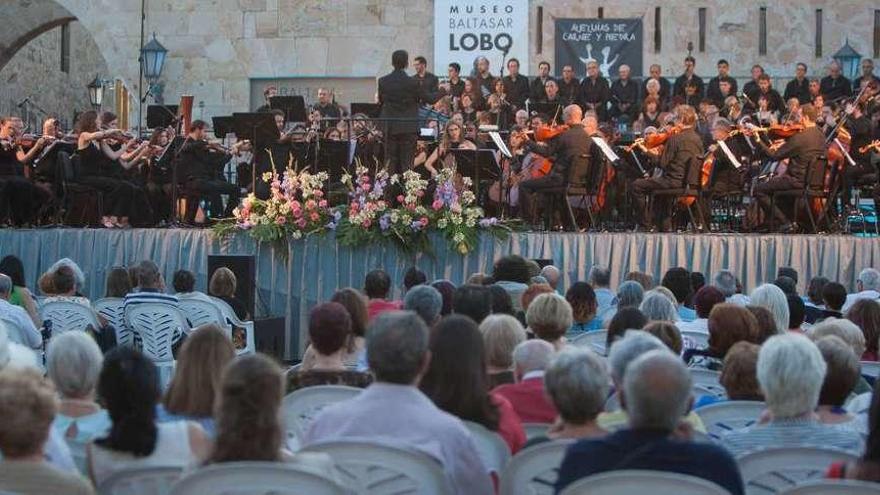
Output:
[378, 50, 442, 174]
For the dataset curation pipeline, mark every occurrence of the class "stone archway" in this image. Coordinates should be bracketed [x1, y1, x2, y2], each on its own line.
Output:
[0, 1, 77, 70]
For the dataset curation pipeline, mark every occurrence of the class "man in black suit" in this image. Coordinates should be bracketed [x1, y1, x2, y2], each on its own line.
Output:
[784, 63, 812, 105]
[673, 56, 704, 99]
[820, 61, 852, 102]
[412, 56, 439, 94]
[378, 50, 441, 174]
[706, 59, 738, 107]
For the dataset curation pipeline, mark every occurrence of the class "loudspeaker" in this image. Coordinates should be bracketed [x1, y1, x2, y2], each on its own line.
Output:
[207, 255, 255, 318]
[254, 317, 287, 362]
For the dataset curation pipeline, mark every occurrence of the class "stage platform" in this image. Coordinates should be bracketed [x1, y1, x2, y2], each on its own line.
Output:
[2, 228, 878, 358]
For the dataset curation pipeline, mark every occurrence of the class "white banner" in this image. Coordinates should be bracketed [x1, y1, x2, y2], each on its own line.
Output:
[434, 0, 529, 77]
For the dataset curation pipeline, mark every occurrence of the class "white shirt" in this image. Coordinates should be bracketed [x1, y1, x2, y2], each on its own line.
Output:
[89, 421, 196, 486]
[0, 299, 41, 349]
[726, 294, 751, 306]
[303, 382, 493, 495]
[677, 318, 708, 334]
[844, 290, 880, 313]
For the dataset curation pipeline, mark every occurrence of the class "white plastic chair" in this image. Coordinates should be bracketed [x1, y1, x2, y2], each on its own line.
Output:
[0, 316, 28, 346]
[464, 420, 512, 475]
[40, 300, 101, 335]
[523, 423, 551, 440]
[282, 385, 362, 451]
[94, 297, 133, 347]
[779, 479, 880, 494]
[695, 400, 766, 441]
[737, 447, 860, 495]
[169, 462, 346, 495]
[689, 368, 726, 398]
[559, 469, 730, 495]
[301, 440, 450, 495]
[97, 465, 183, 495]
[178, 298, 226, 328]
[569, 330, 607, 355]
[209, 296, 256, 355]
[499, 440, 572, 495]
[681, 330, 709, 349]
[846, 392, 873, 415]
[124, 303, 189, 387]
[861, 361, 880, 380]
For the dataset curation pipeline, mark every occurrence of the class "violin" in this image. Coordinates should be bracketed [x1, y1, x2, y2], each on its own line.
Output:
[534, 123, 570, 141]
[624, 124, 684, 152]
[749, 123, 805, 139]
[859, 140, 880, 154]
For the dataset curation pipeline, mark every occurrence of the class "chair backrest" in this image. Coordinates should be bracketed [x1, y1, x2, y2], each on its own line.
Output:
[94, 298, 133, 347]
[301, 440, 450, 495]
[689, 368, 726, 398]
[569, 330, 607, 356]
[694, 400, 766, 441]
[178, 298, 226, 329]
[499, 440, 572, 495]
[209, 296, 256, 355]
[123, 303, 189, 363]
[737, 447, 860, 495]
[846, 392, 873, 415]
[282, 385, 362, 450]
[779, 479, 880, 495]
[169, 462, 346, 495]
[860, 361, 880, 380]
[464, 420, 512, 475]
[523, 423, 551, 441]
[559, 469, 730, 495]
[681, 330, 709, 350]
[40, 300, 100, 335]
[97, 465, 183, 495]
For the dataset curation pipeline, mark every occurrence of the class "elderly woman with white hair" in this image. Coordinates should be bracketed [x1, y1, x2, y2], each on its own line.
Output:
[493, 339, 558, 424]
[722, 333, 864, 457]
[526, 293, 573, 351]
[47, 332, 110, 471]
[639, 290, 680, 322]
[750, 283, 789, 334]
[480, 314, 527, 388]
[809, 317, 872, 394]
[814, 336, 864, 432]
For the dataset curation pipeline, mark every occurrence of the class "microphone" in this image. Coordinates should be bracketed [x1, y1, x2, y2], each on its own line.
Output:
[17, 97, 30, 108]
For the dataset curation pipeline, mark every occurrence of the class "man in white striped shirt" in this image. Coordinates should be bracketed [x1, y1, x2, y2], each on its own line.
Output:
[123, 261, 185, 350]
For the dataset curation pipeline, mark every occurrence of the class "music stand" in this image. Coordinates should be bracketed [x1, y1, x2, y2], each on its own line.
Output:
[146, 105, 179, 129]
[350, 103, 381, 119]
[317, 139, 351, 183]
[530, 103, 564, 124]
[450, 148, 499, 201]
[232, 113, 281, 191]
[212, 116, 234, 139]
[269, 96, 307, 124]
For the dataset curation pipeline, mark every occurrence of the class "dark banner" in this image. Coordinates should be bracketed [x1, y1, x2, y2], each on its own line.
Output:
[554, 18, 643, 79]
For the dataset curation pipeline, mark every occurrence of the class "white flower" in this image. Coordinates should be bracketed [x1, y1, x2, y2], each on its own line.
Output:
[453, 232, 465, 243]
[437, 218, 448, 229]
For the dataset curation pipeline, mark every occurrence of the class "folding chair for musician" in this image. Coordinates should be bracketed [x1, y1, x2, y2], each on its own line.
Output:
[647, 156, 709, 232]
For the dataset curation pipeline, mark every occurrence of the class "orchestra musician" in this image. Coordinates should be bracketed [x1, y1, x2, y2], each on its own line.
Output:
[580, 60, 611, 122]
[557, 65, 580, 106]
[748, 103, 826, 232]
[502, 58, 530, 110]
[706, 118, 749, 198]
[784, 63, 812, 105]
[610, 64, 640, 123]
[631, 105, 704, 231]
[488, 125, 547, 213]
[255, 86, 277, 113]
[840, 102, 875, 210]
[0, 116, 54, 225]
[673, 56, 705, 99]
[519, 104, 592, 227]
[142, 126, 176, 223]
[422, 121, 476, 178]
[178, 120, 246, 224]
[707, 59, 738, 108]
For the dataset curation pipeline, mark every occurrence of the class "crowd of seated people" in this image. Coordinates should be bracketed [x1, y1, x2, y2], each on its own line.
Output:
[4, 253, 880, 493]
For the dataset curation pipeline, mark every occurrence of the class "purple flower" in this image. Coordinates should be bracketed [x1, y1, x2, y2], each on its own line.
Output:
[410, 220, 423, 231]
[379, 213, 391, 231]
[479, 217, 498, 228]
[333, 210, 342, 222]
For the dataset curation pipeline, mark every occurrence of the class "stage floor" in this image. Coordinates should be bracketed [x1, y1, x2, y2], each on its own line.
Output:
[2, 227, 877, 357]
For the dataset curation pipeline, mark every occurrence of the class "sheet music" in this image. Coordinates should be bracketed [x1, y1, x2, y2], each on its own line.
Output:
[489, 131, 512, 158]
[717, 140, 742, 169]
[591, 136, 620, 162]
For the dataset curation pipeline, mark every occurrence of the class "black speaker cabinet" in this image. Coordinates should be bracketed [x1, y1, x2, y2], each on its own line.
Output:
[207, 255, 255, 318]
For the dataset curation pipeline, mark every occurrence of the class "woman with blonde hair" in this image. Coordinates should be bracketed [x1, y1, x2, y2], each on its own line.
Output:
[209, 267, 248, 320]
[479, 314, 527, 388]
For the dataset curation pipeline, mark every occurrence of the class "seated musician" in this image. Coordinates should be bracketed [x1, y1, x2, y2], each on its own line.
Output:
[707, 118, 748, 197]
[841, 102, 876, 212]
[178, 120, 246, 224]
[631, 105, 704, 231]
[519, 104, 592, 228]
[99, 112, 155, 226]
[633, 96, 662, 134]
[143, 126, 176, 223]
[748, 103, 826, 232]
[0, 116, 54, 225]
[423, 121, 476, 178]
[489, 125, 546, 213]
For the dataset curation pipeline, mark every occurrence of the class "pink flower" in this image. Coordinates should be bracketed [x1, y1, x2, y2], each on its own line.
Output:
[361, 183, 371, 192]
[276, 216, 286, 225]
[397, 195, 405, 203]
[314, 190, 324, 198]
[407, 204, 416, 212]
[297, 218, 307, 228]
[305, 199, 317, 210]
[432, 199, 444, 211]
[363, 219, 372, 228]
[350, 202, 359, 212]
[290, 200, 301, 209]
[318, 199, 328, 208]
[310, 212, 320, 222]
[417, 190, 425, 197]
[271, 180, 281, 190]
[420, 216, 429, 225]
[291, 207, 302, 218]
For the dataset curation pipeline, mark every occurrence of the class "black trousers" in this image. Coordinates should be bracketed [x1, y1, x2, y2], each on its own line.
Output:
[842, 163, 877, 206]
[386, 133, 416, 175]
[753, 175, 802, 225]
[631, 176, 680, 228]
[78, 176, 139, 218]
[185, 178, 240, 222]
[519, 174, 565, 224]
[0, 176, 51, 225]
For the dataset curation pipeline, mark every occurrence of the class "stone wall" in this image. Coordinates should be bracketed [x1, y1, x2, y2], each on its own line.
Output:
[9, 0, 880, 128]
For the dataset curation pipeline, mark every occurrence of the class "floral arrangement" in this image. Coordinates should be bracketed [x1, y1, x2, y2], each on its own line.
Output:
[215, 162, 514, 255]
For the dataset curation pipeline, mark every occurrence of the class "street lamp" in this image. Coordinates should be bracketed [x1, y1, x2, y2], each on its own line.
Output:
[833, 39, 862, 80]
[87, 74, 104, 110]
[141, 33, 168, 82]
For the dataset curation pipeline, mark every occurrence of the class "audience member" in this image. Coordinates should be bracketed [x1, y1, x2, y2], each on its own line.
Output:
[746, 305, 778, 343]
[773, 275, 798, 296]
[43, 266, 91, 307]
[521, 283, 553, 313]
[827, 379, 880, 481]
[0, 255, 40, 326]
[845, 268, 880, 312]
[172, 269, 210, 302]
[662, 267, 695, 321]
[122, 260, 185, 350]
[644, 321, 683, 354]
[678, 286, 724, 334]
[606, 307, 648, 351]
[87, 347, 210, 486]
[431, 280, 456, 316]
[421, 315, 525, 454]
[0, 369, 95, 495]
[0, 274, 41, 349]
[557, 350, 744, 494]
[625, 271, 655, 290]
[823, 282, 848, 320]
[330, 288, 369, 369]
[722, 333, 863, 456]
[815, 336, 862, 431]
[804, 276, 830, 323]
[616, 280, 644, 311]
[452, 284, 493, 323]
[588, 266, 616, 322]
[688, 304, 759, 370]
[778, 266, 799, 285]
[303, 312, 493, 494]
[480, 314, 526, 388]
[48, 258, 86, 295]
[713, 269, 750, 306]
[492, 255, 531, 312]
[488, 285, 515, 316]
[160, 324, 236, 434]
[46, 332, 109, 470]
[787, 294, 806, 331]
[526, 293, 573, 350]
[289, 303, 372, 392]
[639, 290, 680, 322]
[565, 282, 600, 336]
[104, 267, 132, 299]
[209, 267, 248, 321]
[846, 299, 880, 361]
[719, 342, 763, 402]
[467, 273, 487, 285]
[404, 285, 443, 326]
[364, 269, 401, 321]
[690, 271, 706, 297]
[403, 266, 428, 293]
[493, 340, 557, 424]
[750, 283, 789, 334]
[540, 265, 561, 290]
